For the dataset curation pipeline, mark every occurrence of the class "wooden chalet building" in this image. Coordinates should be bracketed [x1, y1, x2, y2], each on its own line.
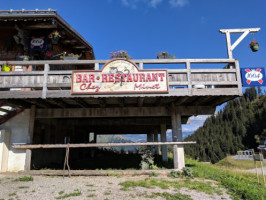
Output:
[0, 9, 243, 173]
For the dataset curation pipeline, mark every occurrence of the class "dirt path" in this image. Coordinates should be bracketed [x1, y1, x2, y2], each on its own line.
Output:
[0, 173, 231, 200]
[247, 166, 266, 174]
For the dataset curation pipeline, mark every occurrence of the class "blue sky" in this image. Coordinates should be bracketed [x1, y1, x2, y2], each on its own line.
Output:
[1, 0, 265, 134]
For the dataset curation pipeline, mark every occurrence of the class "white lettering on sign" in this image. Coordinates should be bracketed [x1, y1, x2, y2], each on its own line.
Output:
[30, 37, 45, 49]
[245, 69, 263, 84]
[72, 59, 168, 94]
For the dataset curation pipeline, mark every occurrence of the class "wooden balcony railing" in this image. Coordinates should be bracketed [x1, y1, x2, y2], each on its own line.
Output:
[0, 59, 242, 99]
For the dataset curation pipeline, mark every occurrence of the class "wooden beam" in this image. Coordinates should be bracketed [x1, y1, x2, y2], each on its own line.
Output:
[35, 106, 215, 119]
[24, 24, 57, 29]
[12, 141, 197, 149]
[119, 98, 124, 107]
[137, 97, 145, 107]
[219, 28, 260, 33]
[174, 97, 188, 106]
[155, 97, 163, 106]
[0, 88, 240, 99]
[23, 169, 173, 176]
[73, 98, 89, 108]
[26, 99, 56, 108]
[0, 58, 236, 66]
[45, 98, 68, 108]
[98, 98, 106, 108]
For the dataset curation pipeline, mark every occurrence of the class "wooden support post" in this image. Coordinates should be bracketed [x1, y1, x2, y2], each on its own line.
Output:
[171, 103, 185, 170]
[160, 124, 168, 162]
[147, 133, 153, 142]
[94, 133, 97, 143]
[24, 149, 31, 171]
[186, 61, 192, 96]
[42, 64, 49, 99]
[27, 105, 36, 144]
[94, 63, 99, 70]
[139, 62, 143, 69]
[154, 131, 159, 155]
[225, 31, 233, 59]
[260, 152, 265, 185]
[0, 130, 10, 172]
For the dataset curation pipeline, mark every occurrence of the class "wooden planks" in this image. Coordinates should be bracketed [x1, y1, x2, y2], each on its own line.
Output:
[13, 141, 197, 149]
[21, 169, 174, 176]
[35, 106, 215, 118]
[0, 59, 242, 100]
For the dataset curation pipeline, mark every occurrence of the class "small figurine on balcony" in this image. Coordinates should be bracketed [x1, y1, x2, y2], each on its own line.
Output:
[49, 30, 61, 44]
[249, 40, 259, 52]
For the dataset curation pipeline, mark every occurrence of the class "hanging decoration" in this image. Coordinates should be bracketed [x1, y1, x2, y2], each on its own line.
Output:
[49, 30, 61, 44]
[249, 33, 259, 52]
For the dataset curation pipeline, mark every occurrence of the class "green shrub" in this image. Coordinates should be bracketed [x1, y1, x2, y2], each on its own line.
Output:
[140, 147, 154, 170]
[149, 172, 159, 177]
[168, 168, 193, 179]
[182, 167, 194, 179]
[168, 170, 182, 178]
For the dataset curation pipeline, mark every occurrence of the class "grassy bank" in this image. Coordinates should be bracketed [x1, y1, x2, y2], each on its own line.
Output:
[215, 156, 256, 170]
[186, 158, 266, 200]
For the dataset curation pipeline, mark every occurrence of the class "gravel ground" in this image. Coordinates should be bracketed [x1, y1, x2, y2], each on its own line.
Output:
[0, 173, 231, 200]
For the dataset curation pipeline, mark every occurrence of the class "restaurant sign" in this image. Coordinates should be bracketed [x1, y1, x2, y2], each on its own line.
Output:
[72, 59, 168, 94]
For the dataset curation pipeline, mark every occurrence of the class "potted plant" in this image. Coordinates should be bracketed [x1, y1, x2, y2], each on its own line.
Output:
[157, 52, 176, 59]
[110, 50, 132, 59]
[49, 30, 61, 44]
[249, 40, 259, 52]
[1, 61, 11, 72]
[60, 53, 80, 60]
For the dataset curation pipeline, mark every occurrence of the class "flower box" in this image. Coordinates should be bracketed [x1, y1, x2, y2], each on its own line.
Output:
[63, 56, 79, 60]
[157, 52, 176, 59]
[157, 55, 176, 59]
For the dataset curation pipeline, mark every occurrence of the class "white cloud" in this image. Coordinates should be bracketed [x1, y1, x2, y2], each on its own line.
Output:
[190, 115, 210, 121]
[149, 0, 163, 8]
[169, 0, 189, 7]
[121, 0, 163, 9]
[201, 16, 206, 24]
[121, 0, 138, 9]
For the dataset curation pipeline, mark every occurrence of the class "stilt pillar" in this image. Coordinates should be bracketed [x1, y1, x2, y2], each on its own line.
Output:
[160, 124, 168, 162]
[94, 133, 97, 143]
[147, 133, 154, 153]
[147, 133, 153, 142]
[171, 103, 185, 170]
[154, 130, 159, 155]
[25, 105, 35, 171]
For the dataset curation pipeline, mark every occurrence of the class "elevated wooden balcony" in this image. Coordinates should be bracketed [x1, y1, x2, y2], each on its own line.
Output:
[0, 59, 242, 109]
